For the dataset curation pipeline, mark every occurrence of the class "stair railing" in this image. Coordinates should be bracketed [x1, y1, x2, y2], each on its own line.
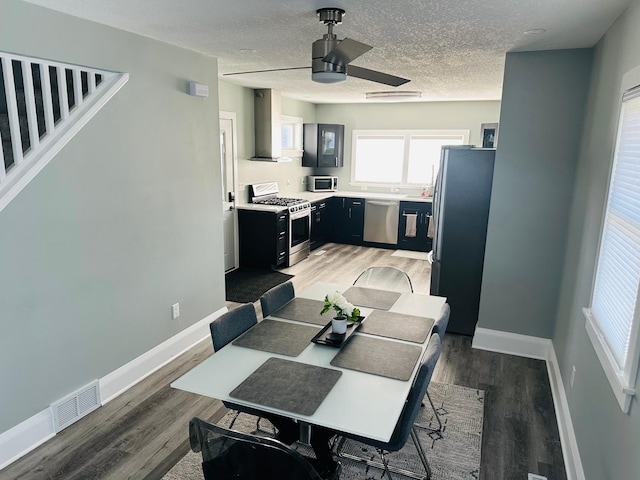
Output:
[0, 51, 128, 213]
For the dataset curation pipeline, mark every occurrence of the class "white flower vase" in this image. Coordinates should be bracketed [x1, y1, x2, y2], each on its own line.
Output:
[332, 316, 348, 334]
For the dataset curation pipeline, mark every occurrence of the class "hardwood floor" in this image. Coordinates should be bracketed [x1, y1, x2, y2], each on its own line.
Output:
[0, 243, 566, 480]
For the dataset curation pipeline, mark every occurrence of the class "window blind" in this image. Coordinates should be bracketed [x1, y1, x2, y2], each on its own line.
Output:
[591, 91, 640, 369]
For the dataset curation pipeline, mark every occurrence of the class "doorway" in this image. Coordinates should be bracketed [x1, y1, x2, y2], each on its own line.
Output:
[220, 112, 238, 272]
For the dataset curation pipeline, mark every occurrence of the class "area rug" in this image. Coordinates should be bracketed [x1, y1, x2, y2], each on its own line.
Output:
[391, 250, 430, 261]
[225, 268, 294, 303]
[163, 382, 484, 480]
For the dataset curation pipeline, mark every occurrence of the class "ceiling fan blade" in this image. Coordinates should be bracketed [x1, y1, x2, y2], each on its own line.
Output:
[223, 66, 310, 76]
[347, 65, 410, 87]
[323, 38, 372, 66]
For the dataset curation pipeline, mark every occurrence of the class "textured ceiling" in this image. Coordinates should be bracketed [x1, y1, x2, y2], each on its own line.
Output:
[25, 0, 630, 103]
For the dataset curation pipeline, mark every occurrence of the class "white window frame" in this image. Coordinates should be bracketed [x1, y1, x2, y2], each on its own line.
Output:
[281, 115, 303, 158]
[583, 64, 640, 413]
[350, 129, 469, 188]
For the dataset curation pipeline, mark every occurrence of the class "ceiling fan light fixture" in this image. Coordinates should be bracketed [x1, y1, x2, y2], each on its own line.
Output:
[365, 91, 422, 102]
[312, 71, 347, 83]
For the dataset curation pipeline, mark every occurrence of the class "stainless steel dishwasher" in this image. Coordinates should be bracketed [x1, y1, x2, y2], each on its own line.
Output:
[363, 199, 400, 245]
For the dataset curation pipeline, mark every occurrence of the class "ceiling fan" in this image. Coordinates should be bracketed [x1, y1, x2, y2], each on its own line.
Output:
[224, 7, 410, 87]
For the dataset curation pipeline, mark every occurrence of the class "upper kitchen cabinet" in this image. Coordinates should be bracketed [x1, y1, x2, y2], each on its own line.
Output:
[303, 123, 345, 168]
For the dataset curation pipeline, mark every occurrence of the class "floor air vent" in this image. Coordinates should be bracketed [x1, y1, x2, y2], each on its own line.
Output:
[51, 380, 101, 432]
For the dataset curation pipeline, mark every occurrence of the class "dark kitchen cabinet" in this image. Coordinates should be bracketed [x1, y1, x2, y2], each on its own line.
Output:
[397, 201, 433, 252]
[330, 197, 365, 245]
[302, 123, 345, 168]
[310, 200, 328, 251]
[238, 209, 288, 268]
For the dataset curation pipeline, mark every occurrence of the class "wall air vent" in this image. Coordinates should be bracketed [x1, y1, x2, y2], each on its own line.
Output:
[51, 380, 101, 433]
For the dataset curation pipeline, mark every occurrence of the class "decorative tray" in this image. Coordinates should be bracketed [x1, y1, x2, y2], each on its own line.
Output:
[311, 316, 365, 348]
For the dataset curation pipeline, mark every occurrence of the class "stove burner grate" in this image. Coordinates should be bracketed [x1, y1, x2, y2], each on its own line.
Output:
[253, 197, 307, 207]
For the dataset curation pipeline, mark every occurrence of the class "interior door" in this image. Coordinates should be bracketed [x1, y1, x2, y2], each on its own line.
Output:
[220, 114, 238, 272]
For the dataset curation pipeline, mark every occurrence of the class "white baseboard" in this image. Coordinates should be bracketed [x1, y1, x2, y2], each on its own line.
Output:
[546, 345, 585, 480]
[472, 327, 551, 359]
[472, 327, 584, 480]
[0, 409, 54, 471]
[100, 307, 227, 403]
[0, 307, 226, 471]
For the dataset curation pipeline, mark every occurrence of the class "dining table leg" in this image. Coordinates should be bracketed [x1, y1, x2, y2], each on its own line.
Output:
[299, 421, 312, 445]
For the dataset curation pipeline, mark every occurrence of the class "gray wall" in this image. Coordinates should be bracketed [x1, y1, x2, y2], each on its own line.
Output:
[315, 101, 501, 196]
[0, 0, 224, 432]
[553, 0, 640, 477]
[477, 49, 593, 338]
[218, 81, 316, 200]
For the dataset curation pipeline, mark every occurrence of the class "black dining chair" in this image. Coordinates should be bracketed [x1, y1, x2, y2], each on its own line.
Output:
[189, 417, 324, 480]
[353, 265, 414, 293]
[209, 303, 257, 351]
[335, 333, 441, 480]
[421, 303, 450, 432]
[209, 304, 269, 432]
[259, 281, 295, 318]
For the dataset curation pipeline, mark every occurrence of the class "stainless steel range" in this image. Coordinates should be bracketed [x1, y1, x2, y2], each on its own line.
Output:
[250, 182, 311, 266]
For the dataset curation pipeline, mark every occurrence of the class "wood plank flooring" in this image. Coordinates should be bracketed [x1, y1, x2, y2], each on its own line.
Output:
[0, 243, 566, 480]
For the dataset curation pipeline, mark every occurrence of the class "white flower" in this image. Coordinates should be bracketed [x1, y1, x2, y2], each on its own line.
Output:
[321, 291, 361, 322]
[327, 291, 343, 305]
[337, 300, 355, 315]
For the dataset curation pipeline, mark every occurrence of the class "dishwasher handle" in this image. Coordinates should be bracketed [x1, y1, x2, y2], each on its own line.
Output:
[366, 200, 400, 206]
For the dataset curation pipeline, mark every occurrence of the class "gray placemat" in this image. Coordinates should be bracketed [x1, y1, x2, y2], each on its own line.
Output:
[232, 319, 321, 357]
[359, 310, 434, 344]
[343, 287, 401, 311]
[330, 335, 423, 381]
[271, 298, 330, 326]
[229, 357, 342, 416]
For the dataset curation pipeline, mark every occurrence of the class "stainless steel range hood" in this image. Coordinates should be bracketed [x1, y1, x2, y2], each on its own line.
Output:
[252, 89, 292, 162]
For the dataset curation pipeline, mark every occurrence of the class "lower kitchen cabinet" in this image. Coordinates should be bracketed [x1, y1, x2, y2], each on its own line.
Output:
[238, 209, 288, 267]
[397, 201, 433, 252]
[330, 197, 365, 245]
[310, 200, 328, 250]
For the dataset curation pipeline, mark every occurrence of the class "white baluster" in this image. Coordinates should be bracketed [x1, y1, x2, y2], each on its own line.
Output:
[56, 66, 69, 120]
[22, 60, 40, 151]
[1, 56, 24, 166]
[0, 124, 5, 182]
[73, 69, 83, 107]
[88, 72, 96, 94]
[41, 63, 55, 134]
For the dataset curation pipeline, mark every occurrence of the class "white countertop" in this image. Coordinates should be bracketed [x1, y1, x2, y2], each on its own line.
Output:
[236, 191, 433, 210]
[297, 191, 433, 203]
[235, 202, 288, 212]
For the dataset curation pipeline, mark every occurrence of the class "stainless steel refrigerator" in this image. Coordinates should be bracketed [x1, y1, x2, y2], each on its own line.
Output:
[430, 146, 495, 336]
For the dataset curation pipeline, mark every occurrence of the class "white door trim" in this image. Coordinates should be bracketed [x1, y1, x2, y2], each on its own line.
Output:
[219, 110, 239, 271]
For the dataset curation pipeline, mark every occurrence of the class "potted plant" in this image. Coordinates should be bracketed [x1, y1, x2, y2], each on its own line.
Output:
[321, 291, 361, 334]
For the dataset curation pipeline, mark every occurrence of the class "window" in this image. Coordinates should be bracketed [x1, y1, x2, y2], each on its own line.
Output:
[281, 115, 303, 157]
[584, 82, 640, 413]
[351, 130, 469, 187]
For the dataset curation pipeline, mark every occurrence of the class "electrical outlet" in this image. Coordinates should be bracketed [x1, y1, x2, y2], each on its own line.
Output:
[301, 177, 306, 185]
[172, 303, 180, 319]
[570, 365, 576, 388]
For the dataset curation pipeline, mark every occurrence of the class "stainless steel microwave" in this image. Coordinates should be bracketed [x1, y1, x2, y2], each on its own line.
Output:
[307, 176, 338, 192]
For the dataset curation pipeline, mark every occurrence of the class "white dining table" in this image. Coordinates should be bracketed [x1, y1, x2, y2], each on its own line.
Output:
[171, 282, 446, 443]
